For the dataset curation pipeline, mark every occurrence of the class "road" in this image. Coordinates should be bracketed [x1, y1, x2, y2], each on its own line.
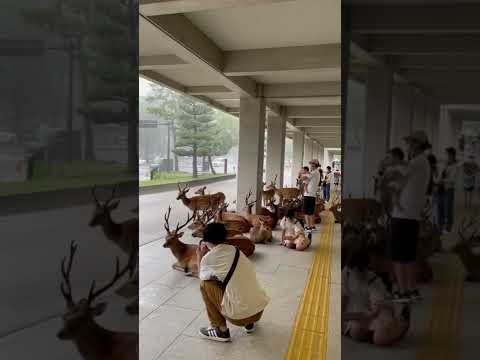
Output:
[139, 178, 237, 246]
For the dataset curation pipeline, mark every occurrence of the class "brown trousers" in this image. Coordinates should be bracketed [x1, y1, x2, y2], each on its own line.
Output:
[200, 280, 263, 329]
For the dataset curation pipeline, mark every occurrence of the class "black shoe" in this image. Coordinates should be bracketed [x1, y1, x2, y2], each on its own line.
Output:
[199, 327, 231, 342]
[400, 305, 411, 322]
[244, 323, 255, 334]
[409, 289, 422, 301]
[307, 232, 312, 241]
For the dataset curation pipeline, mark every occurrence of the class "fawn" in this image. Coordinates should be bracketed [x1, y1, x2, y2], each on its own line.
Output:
[249, 218, 273, 244]
[57, 241, 138, 360]
[176, 183, 225, 215]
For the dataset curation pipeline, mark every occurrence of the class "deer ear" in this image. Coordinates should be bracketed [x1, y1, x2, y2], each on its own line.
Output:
[91, 302, 107, 316]
[177, 231, 184, 238]
[108, 200, 120, 210]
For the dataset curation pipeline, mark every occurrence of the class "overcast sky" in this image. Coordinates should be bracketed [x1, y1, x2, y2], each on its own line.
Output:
[139, 77, 153, 97]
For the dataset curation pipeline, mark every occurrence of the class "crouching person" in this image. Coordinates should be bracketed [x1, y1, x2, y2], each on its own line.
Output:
[280, 209, 312, 251]
[197, 223, 270, 342]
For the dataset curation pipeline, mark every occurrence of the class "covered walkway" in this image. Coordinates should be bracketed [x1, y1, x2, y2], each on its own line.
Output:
[343, 1, 480, 359]
[139, 1, 341, 359]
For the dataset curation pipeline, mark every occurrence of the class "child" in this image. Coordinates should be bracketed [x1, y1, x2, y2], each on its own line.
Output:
[296, 166, 310, 191]
[280, 209, 311, 251]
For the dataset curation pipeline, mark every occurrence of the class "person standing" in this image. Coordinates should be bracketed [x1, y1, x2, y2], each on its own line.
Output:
[323, 166, 332, 202]
[438, 147, 458, 233]
[462, 155, 479, 209]
[389, 131, 430, 303]
[301, 159, 321, 235]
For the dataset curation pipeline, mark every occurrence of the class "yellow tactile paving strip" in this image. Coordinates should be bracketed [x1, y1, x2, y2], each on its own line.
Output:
[416, 253, 464, 360]
[285, 214, 334, 360]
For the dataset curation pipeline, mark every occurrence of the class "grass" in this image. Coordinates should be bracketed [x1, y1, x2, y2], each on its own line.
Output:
[139, 171, 225, 187]
[0, 160, 134, 197]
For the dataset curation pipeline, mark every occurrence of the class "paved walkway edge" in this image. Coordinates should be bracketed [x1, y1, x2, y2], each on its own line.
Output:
[285, 213, 334, 359]
[139, 174, 236, 195]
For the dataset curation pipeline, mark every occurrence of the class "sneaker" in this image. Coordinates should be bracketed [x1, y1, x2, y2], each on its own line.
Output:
[409, 289, 422, 301]
[307, 232, 312, 241]
[199, 327, 231, 342]
[244, 323, 255, 334]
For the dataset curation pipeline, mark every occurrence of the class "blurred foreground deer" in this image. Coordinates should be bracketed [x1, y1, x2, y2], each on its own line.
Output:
[57, 241, 137, 360]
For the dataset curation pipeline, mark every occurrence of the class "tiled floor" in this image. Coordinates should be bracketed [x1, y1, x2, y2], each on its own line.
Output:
[139, 214, 341, 360]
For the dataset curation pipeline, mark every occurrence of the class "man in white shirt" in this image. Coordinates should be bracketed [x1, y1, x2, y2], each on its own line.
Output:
[389, 131, 430, 303]
[197, 223, 270, 342]
[301, 159, 321, 234]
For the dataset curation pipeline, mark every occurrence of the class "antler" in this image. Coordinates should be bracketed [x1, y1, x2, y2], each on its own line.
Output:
[91, 185, 100, 206]
[164, 206, 173, 233]
[244, 189, 256, 207]
[175, 211, 196, 233]
[105, 184, 118, 205]
[272, 174, 278, 187]
[60, 241, 78, 305]
[87, 252, 134, 305]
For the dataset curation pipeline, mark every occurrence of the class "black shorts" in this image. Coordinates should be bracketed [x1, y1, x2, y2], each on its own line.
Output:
[389, 218, 419, 263]
[303, 196, 316, 215]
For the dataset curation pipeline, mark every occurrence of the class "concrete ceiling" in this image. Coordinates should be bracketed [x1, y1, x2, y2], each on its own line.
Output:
[346, 1, 480, 111]
[139, 0, 341, 148]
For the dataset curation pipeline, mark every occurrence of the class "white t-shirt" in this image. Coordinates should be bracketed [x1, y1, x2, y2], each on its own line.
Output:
[391, 153, 430, 220]
[305, 168, 320, 197]
[199, 244, 270, 320]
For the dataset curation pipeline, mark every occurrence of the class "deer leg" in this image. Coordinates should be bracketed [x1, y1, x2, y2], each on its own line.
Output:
[172, 262, 187, 272]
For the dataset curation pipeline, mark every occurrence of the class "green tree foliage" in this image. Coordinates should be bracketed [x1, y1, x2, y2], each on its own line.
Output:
[22, 0, 138, 171]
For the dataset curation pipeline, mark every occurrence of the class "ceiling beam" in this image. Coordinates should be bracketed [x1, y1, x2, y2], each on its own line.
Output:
[348, 5, 480, 35]
[393, 55, 480, 71]
[140, 0, 296, 16]
[369, 35, 480, 55]
[186, 86, 233, 95]
[400, 70, 480, 85]
[286, 106, 341, 119]
[223, 44, 340, 76]
[262, 82, 340, 99]
[293, 118, 341, 127]
[139, 55, 189, 70]
[144, 14, 257, 97]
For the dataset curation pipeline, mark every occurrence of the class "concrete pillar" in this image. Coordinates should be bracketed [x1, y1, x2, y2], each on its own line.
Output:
[237, 97, 266, 213]
[291, 132, 305, 186]
[438, 105, 453, 160]
[318, 145, 325, 166]
[364, 64, 393, 197]
[304, 137, 313, 163]
[413, 91, 427, 130]
[265, 112, 286, 187]
[390, 84, 413, 149]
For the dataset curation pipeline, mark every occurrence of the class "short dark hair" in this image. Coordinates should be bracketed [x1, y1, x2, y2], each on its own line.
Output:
[203, 222, 227, 245]
[286, 208, 296, 219]
[427, 154, 437, 166]
[390, 147, 404, 161]
[303, 166, 309, 172]
[326, 166, 331, 170]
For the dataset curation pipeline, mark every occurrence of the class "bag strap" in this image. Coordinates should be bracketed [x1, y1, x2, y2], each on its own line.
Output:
[221, 248, 240, 290]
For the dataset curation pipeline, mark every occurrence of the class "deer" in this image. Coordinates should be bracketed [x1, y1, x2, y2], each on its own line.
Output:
[89, 185, 138, 314]
[249, 218, 273, 244]
[176, 183, 225, 218]
[194, 186, 207, 195]
[244, 189, 277, 229]
[57, 241, 138, 360]
[262, 175, 277, 207]
[273, 186, 302, 206]
[454, 218, 480, 281]
[163, 207, 199, 276]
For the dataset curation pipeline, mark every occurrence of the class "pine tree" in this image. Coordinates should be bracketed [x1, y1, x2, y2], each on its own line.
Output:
[174, 98, 216, 178]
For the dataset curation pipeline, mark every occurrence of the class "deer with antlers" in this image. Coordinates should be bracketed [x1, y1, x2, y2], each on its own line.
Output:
[57, 241, 138, 360]
[244, 189, 277, 229]
[89, 185, 138, 314]
[176, 183, 225, 216]
[163, 207, 199, 275]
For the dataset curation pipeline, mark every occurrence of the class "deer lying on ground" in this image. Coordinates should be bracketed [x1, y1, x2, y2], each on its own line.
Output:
[163, 207, 199, 275]
[249, 218, 273, 244]
[89, 185, 138, 314]
[177, 183, 225, 218]
[454, 218, 480, 281]
[258, 200, 280, 229]
[244, 189, 276, 228]
[57, 241, 138, 360]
